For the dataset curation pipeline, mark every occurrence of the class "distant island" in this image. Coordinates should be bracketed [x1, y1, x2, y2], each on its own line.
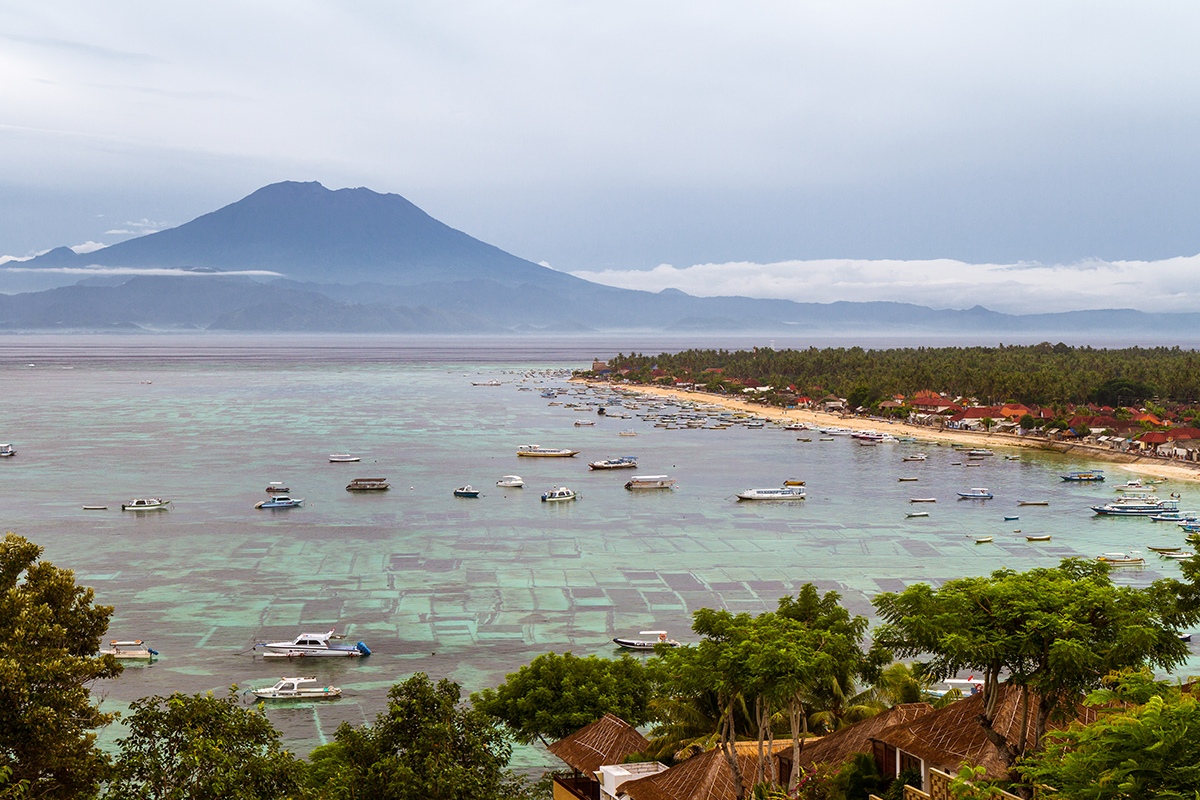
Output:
[4, 181, 1200, 336]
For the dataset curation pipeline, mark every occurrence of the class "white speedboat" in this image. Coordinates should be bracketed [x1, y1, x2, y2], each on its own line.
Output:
[496, 475, 524, 488]
[957, 488, 994, 499]
[613, 630, 680, 650]
[1113, 480, 1155, 494]
[736, 486, 806, 501]
[624, 475, 676, 490]
[121, 498, 170, 511]
[255, 495, 304, 508]
[589, 457, 638, 470]
[541, 486, 577, 502]
[0, 443, 14, 457]
[251, 676, 342, 700]
[254, 629, 371, 658]
[574, 419, 596, 426]
[329, 454, 361, 462]
[901, 454, 928, 462]
[100, 640, 158, 659]
[518, 445, 580, 457]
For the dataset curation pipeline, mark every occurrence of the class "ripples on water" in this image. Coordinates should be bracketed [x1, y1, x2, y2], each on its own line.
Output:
[0, 333, 1195, 765]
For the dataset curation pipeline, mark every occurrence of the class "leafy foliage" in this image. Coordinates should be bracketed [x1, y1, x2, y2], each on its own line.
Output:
[0, 532, 121, 799]
[1016, 670, 1200, 798]
[471, 652, 655, 745]
[871, 558, 1190, 777]
[103, 689, 300, 800]
[311, 673, 526, 800]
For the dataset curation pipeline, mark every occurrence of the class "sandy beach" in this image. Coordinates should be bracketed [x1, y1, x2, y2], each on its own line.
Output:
[580, 380, 1200, 484]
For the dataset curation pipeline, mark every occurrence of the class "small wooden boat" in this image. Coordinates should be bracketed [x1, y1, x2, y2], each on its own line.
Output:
[100, 640, 158, 659]
[1161, 551, 1195, 560]
[1025, 535, 1052, 541]
[910, 497, 937, 503]
[974, 536, 993, 544]
[1004, 516, 1019, 521]
[906, 511, 929, 518]
[251, 677, 341, 700]
[898, 477, 919, 482]
[783, 480, 806, 486]
[266, 482, 290, 493]
[1147, 545, 1182, 553]
[1018, 501, 1050, 506]
[1097, 553, 1145, 566]
[121, 498, 170, 511]
[902, 454, 928, 462]
[346, 478, 390, 491]
[453, 486, 481, 498]
[329, 454, 361, 463]
[83, 505, 108, 510]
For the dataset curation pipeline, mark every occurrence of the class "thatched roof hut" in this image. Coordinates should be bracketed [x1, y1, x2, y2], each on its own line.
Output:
[546, 713, 650, 775]
[621, 741, 790, 800]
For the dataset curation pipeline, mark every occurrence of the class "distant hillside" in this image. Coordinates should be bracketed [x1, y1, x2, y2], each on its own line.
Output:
[19, 181, 584, 288]
[3, 181, 1199, 337]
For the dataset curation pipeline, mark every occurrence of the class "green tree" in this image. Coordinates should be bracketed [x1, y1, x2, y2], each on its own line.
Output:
[871, 559, 1189, 785]
[103, 689, 299, 800]
[0, 533, 121, 799]
[472, 652, 655, 746]
[312, 673, 525, 800]
[1018, 414, 1036, 430]
[1016, 670, 1200, 798]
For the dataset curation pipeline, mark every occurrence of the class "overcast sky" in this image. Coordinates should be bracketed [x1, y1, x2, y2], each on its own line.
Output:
[2, 2, 1199, 312]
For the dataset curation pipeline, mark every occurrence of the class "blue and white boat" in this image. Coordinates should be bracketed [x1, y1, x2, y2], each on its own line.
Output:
[589, 457, 638, 470]
[736, 486, 806, 501]
[255, 495, 303, 509]
[453, 485, 481, 498]
[1091, 497, 1177, 516]
[957, 488, 994, 499]
[254, 629, 370, 658]
[1062, 470, 1105, 482]
[541, 486, 577, 502]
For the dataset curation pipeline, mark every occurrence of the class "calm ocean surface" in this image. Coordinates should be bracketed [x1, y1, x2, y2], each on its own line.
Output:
[2, 334, 1196, 766]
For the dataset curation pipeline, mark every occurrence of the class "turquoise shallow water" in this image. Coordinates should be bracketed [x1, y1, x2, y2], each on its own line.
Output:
[1, 334, 1196, 766]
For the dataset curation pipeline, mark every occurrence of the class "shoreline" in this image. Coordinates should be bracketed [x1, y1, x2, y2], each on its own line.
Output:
[579, 380, 1200, 484]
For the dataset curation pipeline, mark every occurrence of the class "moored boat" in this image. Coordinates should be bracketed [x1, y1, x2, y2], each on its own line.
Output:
[624, 475, 676, 490]
[613, 630, 680, 650]
[329, 454, 361, 463]
[0, 443, 14, 457]
[346, 478, 390, 491]
[589, 457, 638, 470]
[957, 488, 994, 499]
[736, 486, 806, 501]
[255, 495, 303, 509]
[251, 676, 342, 700]
[121, 498, 170, 511]
[1097, 552, 1146, 566]
[453, 485, 481, 498]
[496, 475, 524, 488]
[265, 482, 290, 493]
[100, 640, 158, 659]
[1025, 535, 1052, 541]
[902, 454, 928, 462]
[1062, 470, 1105, 482]
[541, 486, 577, 502]
[965, 449, 994, 457]
[517, 445, 580, 457]
[1091, 497, 1177, 516]
[909, 497, 937, 503]
[254, 629, 371, 658]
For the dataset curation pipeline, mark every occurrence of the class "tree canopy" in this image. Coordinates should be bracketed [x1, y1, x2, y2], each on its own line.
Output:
[471, 652, 655, 746]
[871, 558, 1190, 780]
[313, 672, 526, 800]
[1016, 670, 1200, 798]
[103, 689, 300, 800]
[0, 532, 121, 799]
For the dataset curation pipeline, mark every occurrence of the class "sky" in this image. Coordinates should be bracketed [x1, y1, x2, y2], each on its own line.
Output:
[2, 2, 1199, 313]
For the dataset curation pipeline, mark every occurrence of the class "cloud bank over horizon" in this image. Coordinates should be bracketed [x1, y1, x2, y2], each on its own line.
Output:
[569, 254, 1200, 315]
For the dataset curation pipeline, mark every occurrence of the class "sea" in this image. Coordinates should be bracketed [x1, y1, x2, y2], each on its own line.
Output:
[2, 333, 1197, 768]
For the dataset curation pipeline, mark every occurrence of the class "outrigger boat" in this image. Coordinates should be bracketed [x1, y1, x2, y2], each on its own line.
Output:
[589, 457, 638, 470]
[254, 629, 371, 658]
[613, 630, 680, 650]
[250, 677, 342, 700]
